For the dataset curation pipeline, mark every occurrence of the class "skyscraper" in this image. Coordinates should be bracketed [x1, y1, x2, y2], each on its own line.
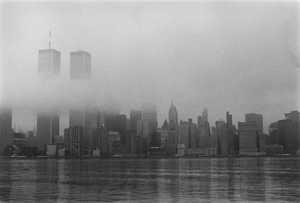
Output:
[245, 113, 263, 132]
[130, 110, 142, 133]
[38, 49, 60, 78]
[37, 48, 60, 152]
[169, 101, 178, 129]
[0, 108, 13, 155]
[69, 50, 92, 151]
[64, 126, 84, 157]
[202, 108, 208, 122]
[70, 51, 91, 80]
[142, 103, 157, 124]
[142, 103, 158, 138]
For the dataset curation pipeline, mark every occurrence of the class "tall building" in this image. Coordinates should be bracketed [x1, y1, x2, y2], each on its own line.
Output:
[37, 48, 60, 153]
[238, 122, 265, 155]
[142, 103, 158, 138]
[0, 108, 13, 155]
[130, 110, 142, 133]
[215, 120, 225, 137]
[64, 126, 84, 157]
[111, 114, 127, 145]
[69, 50, 92, 151]
[202, 108, 208, 122]
[142, 103, 157, 124]
[245, 113, 263, 132]
[70, 50, 91, 80]
[197, 115, 204, 136]
[179, 119, 196, 148]
[38, 49, 60, 78]
[166, 129, 178, 156]
[37, 112, 59, 151]
[169, 101, 178, 129]
[278, 110, 300, 154]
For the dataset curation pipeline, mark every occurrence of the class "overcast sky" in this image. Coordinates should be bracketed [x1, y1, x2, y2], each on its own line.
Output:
[1, 0, 299, 134]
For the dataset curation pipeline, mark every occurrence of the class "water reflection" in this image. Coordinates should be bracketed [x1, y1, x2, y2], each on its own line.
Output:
[0, 157, 299, 202]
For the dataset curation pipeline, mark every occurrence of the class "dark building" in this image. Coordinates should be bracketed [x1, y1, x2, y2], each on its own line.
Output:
[238, 122, 265, 155]
[112, 114, 127, 145]
[64, 126, 84, 157]
[198, 135, 218, 155]
[13, 133, 26, 148]
[166, 129, 178, 156]
[162, 119, 169, 131]
[278, 120, 298, 154]
[69, 50, 92, 152]
[219, 112, 237, 155]
[92, 126, 107, 154]
[126, 130, 137, 154]
[26, 131, 37, 148]
[268, 122, 279, 145]
[245, 113, 263, 132]
[169, 101, 178, 129]
[130, 110, 142, 133]
[142, 103, 158, 138]
[0, 108, 13, 155]
[36, 112, 59, 152]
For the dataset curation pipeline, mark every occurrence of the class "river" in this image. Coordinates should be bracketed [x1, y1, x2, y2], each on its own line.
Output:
[0, 157, 299, 202]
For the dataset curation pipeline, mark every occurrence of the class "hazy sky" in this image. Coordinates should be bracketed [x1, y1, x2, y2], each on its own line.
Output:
[1, 0, 299, 134]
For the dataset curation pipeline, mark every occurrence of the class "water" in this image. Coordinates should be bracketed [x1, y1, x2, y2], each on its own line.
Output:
[0, 157, 299, 202]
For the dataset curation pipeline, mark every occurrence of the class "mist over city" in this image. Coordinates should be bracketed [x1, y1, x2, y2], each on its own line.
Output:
[1, 1, 300, 133]
[1, 1, 300, 202]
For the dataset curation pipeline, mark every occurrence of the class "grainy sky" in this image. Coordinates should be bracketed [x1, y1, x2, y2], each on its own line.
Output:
[0, 0, 299, 134]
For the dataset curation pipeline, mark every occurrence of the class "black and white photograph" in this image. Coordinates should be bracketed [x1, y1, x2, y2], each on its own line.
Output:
[0, 0, 300, 202]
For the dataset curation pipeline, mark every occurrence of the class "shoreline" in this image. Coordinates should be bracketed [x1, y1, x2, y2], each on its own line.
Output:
[0, 154, 298, 160]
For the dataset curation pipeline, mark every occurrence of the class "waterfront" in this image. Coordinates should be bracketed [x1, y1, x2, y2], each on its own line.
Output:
[0, 157, 299, 202]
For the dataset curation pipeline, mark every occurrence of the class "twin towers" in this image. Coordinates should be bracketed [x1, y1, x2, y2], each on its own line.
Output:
[37, 48, 91, 152]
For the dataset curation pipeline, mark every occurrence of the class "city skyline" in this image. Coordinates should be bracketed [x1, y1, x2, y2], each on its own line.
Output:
[1, 1, 300, 134]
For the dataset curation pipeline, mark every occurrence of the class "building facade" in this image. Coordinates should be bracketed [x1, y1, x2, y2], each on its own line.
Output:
[37, 48, 60, 153]
[245, 113, 263, 132]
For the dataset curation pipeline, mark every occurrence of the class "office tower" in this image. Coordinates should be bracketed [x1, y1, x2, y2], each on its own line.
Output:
[215, 120, 225, 136]
[126, 130, 137, 154]
[166, 129, 178, 156]
[278, 110, 300, 154]
[92, 126, 107, 153]
[238, 122, 265, 155]
[268, 121, 279, 145]
[126, 118, 130, 130]
[226, 111, 236, 154]
[245, 113, 263, 132]
[64, 126, 84, 157]
[143, 103, 157, 124]
[169, 101, 178, 129]
[149, 129, 164, 155]
[162, 119, 169, 130]
[197, 115, 204, 136]
[202, 108, 208, 122]
[142, 103, 158, 138]
[179, 119, 196, 149]
[111, 114, 127, 145]
[38, 49, 60, 78]
[136, 120, 143, 136]
[130, 110, 142, 132]
[107, 131, 121, 155]
[37, 48, 60, 152]
[90, 107, 100, 128]
[0, 108, 13, 155]
[69, 50, 91, 151]
[70, 51, 91, 80]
